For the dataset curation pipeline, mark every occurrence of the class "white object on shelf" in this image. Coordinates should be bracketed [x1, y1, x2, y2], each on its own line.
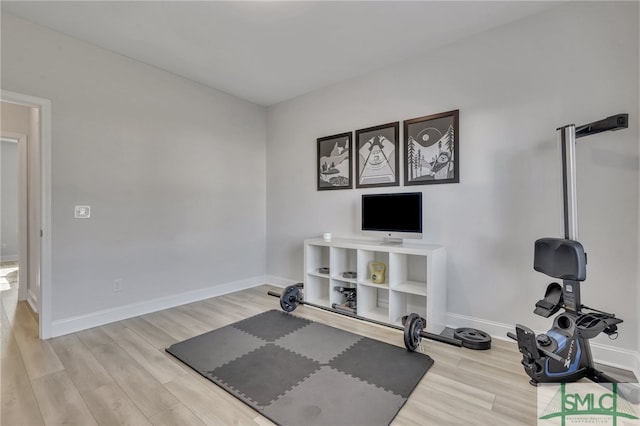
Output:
[303, 237, 446, 334]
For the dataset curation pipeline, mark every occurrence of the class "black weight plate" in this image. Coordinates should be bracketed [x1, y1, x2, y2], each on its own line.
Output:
[280, 285, 301, 312]
[454, 327, 491, 350]
[404, 313, 423, 352]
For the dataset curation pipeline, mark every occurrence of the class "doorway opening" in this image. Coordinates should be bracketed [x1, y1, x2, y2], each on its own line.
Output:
[1, 133, 24, 300]
[1, 91, 52, 339]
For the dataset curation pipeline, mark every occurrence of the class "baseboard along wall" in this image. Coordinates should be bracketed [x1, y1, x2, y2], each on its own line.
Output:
[49, 276, 268, 338]
[48, 275, 639, 379]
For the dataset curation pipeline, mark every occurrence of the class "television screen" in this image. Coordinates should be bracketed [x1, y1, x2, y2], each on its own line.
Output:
[361, 192, 422, 241]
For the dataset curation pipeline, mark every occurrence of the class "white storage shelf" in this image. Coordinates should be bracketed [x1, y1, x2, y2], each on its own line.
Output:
[303, 238, 446, 334]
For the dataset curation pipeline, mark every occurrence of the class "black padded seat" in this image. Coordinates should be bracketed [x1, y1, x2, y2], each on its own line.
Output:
[534, 238, 586, 281]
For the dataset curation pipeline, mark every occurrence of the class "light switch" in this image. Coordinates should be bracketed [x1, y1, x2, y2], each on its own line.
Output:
[74, 205, 91, 219]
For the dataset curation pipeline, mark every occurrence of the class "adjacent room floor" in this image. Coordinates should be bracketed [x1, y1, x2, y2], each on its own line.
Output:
[2, 283, 544, 425]
[0, 261, 18, 292]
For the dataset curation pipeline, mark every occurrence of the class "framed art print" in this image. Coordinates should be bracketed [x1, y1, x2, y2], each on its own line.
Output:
[317, 132, 352, 190]
[404, 110, 459, 185]
[355, 122, 399, 188]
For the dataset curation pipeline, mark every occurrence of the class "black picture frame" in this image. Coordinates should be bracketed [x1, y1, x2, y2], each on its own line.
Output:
[355, 122, 399, 188]
[403, 110, 459, 186]
[317, 132, 352, 191]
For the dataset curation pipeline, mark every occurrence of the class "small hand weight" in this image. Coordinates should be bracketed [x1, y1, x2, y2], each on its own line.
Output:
[369, 261, 386, 284]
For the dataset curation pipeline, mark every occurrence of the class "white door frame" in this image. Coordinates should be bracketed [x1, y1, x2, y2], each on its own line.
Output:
[1, 90, 52, 339]
[0, 131, 28, 301]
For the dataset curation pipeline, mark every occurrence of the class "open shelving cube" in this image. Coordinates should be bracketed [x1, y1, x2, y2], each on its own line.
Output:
[357, 284, 389, 323]
[305, 275, 330, 308]
[389, 253, 428, 295]
[330, 247, 358, 282]
[389, 291, 427, 326]
[305, 243, 330, 276]
[357, 250, 390, 286]
[330, 278, 357, 312]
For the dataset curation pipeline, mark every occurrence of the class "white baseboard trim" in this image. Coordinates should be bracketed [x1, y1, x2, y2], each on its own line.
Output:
[446, 312, 514, 340]
[591, 342, 640, 380]
[446, 312, 639, 376]
[633, 353, 640, 382]
[264, 275, 300, 288]
[49, 276, 267, 338]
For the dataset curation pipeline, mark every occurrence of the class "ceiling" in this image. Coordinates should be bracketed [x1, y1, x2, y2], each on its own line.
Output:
[1, 1, 560, 106]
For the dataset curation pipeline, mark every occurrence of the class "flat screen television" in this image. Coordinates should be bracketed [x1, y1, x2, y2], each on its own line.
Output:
[361, 192, 423, 244]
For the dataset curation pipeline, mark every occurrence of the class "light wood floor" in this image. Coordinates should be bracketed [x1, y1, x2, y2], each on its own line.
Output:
[1, 283, 540, 425]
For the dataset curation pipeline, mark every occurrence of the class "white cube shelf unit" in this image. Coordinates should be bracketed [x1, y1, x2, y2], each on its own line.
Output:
[303, 238, 446, 334]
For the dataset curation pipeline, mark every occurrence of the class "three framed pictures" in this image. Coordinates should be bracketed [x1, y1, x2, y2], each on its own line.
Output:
[317, 109, 459, 190]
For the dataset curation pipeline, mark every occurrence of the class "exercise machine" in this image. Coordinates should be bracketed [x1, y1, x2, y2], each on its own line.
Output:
[508, 114, 629, 385]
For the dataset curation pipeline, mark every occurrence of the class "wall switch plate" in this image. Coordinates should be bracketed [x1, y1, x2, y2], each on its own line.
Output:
[74, 205, 91, 219]
[113, 279, 122, 292]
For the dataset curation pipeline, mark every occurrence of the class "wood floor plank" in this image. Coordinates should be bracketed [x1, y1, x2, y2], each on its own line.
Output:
[174, 301, 227, 329]
[147, 402, 206, 426]
[89, 342, 179, 418]
[1, 353, 45, 426]
[75, 326, 116, 350]
[82, 382, 151, 426]
[156, 307, 212, 336]
[172, 302, 226, 330]
[0, 300, 21, 360]
[428, 358, 537, 408]
[164, 373, 260, 425]
[200, 297, 250, 324]
[139, 311, 196, 342]
[120, 316, 177, 350]
[102, 322, 187, 384]
[491, 393, 538, 424]
[419, 372, 496, 410]
[10, 302, 64, 379]
[252, 415, 277, 426]
[0, 288, 19, 327]
[48, 333, 113, 393]
[402, 379, 530, 426]
[31, 370, 98, 426]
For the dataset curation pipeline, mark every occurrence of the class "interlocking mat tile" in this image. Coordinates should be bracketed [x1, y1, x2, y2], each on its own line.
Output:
[166, 310, 434, 426]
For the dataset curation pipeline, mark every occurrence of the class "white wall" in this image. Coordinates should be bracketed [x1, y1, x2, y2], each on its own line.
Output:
[267, 0, 639, 355]
[1, 14, 268, 322]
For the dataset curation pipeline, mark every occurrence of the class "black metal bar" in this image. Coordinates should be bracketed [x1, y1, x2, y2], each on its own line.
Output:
[421, 331, 463, 347]
[581, 305, 616, 317]
[556, 114, 629, 241]
[586, 368, 620, 384]
[267, 289, 463, 347]
[575, 114, 628, 139]
[559, 128, 571, 240]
